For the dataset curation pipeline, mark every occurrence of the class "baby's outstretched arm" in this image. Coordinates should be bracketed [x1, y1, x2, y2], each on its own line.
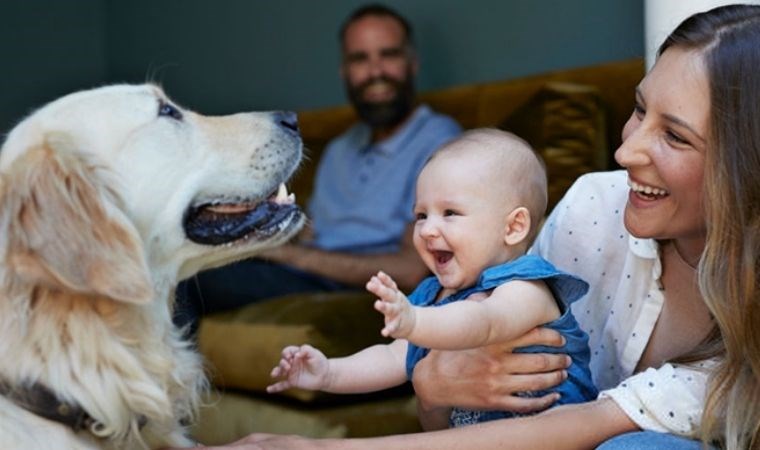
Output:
[367, 271, 417, 339]
[267, 344, 331, 393]
[268, 340, 410, 394]
[374, 279, 561, 351]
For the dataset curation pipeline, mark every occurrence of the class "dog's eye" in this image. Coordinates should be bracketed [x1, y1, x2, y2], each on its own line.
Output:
[158, 101, 183, 120]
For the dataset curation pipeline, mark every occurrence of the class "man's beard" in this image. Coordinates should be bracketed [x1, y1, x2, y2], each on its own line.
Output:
[346, 73, 416, 129]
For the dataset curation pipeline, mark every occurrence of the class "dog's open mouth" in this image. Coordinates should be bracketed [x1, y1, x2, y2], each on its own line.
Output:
[183, 184, 302, 245]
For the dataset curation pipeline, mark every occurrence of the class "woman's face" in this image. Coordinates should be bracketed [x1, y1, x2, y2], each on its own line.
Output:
[615, 47, 709, 244]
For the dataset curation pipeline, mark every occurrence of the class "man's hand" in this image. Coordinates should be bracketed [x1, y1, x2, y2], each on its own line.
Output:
[367, 271, 417, 338]
[257, 243, 299, 265]
[413, 327, 570, 417]
[257, 218, 316, 264]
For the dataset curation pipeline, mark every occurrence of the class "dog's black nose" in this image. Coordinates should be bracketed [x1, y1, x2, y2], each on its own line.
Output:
[275, 111, 299, 134]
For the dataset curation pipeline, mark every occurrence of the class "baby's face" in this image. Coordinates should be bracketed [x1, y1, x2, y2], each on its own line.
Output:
[412, 151, 514, 292]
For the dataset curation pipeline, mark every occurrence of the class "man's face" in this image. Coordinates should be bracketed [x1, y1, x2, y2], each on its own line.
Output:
[341, 15, 418, 129]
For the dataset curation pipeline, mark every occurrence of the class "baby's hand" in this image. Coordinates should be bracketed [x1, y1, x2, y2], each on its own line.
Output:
[266, 344, 330, 393]
[367, 271, 417, 339]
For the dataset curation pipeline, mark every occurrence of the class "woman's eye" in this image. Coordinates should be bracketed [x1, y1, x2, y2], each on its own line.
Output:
[666, 130, 689, 145]
[158, 101, 183, 120]
[633, 103, 645, 118]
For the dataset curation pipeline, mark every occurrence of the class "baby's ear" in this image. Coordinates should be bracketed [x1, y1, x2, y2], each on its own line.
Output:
[503, 206, 531, 246]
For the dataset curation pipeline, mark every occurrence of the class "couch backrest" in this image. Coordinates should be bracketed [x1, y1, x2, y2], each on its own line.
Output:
[294, 58, 644, 212]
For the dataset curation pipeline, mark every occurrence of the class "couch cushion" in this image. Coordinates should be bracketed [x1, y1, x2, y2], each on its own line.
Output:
[191, 390, 421, 444]
[198, 291, 392, 403]
[500, 81, 608, 213]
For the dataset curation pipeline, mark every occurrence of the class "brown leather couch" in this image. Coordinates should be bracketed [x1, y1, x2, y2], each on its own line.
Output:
[191, 58, 644, 445]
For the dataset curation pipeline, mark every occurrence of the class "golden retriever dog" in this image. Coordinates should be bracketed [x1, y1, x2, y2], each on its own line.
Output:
[0, 84, 305, 449]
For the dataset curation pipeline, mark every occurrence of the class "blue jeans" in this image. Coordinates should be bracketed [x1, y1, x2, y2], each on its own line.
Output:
[173, 258, 351, 337]
[596, 431, 714, 450]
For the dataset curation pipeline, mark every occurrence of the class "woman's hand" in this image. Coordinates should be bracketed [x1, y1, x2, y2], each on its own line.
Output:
[412, 327, 570, 419]
[163, 433, 328, 450]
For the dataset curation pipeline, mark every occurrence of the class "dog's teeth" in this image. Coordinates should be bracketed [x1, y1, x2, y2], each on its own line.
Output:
[287, 193, 295, 204]
[277, 183, 286, 198]
[275, 183, 289, 203]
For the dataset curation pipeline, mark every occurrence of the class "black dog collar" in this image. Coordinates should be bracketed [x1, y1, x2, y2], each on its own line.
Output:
[0, 380, 95, 432]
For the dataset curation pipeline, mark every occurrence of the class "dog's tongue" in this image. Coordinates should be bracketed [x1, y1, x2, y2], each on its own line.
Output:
[185, 201, 300, 245]
[206, 201, 258, 214]
[184, 184, 300, 245]
[205, 184, 293, 214]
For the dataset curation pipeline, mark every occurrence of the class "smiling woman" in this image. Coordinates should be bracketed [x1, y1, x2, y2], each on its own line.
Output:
[616, 46, 708, 260]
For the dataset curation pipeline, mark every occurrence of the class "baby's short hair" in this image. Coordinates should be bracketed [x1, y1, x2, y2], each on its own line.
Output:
[434, 128, 548, 241]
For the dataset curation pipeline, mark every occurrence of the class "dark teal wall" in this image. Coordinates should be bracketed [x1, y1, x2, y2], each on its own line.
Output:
[0, 0, 106, 134]
[1, 0, 643, 134]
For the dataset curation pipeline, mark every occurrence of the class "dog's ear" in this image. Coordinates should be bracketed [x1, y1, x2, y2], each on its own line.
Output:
[1, 136, 153, 304]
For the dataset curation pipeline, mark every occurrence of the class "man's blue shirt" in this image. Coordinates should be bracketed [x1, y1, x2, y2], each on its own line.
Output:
[307, 105, 461, 253]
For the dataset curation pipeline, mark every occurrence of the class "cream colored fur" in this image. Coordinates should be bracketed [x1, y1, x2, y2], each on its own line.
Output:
[0, 84, 304, 449]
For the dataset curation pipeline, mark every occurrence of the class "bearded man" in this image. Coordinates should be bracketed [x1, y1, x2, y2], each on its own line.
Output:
[175, 4, 461, 332]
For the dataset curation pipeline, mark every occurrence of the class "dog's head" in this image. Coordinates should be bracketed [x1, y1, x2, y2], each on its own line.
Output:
[0, 84, 305, 447]
[0, 84, 305, 303]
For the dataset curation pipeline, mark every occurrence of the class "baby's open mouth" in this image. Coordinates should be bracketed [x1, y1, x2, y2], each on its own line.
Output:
[433, 250, 453, 265]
